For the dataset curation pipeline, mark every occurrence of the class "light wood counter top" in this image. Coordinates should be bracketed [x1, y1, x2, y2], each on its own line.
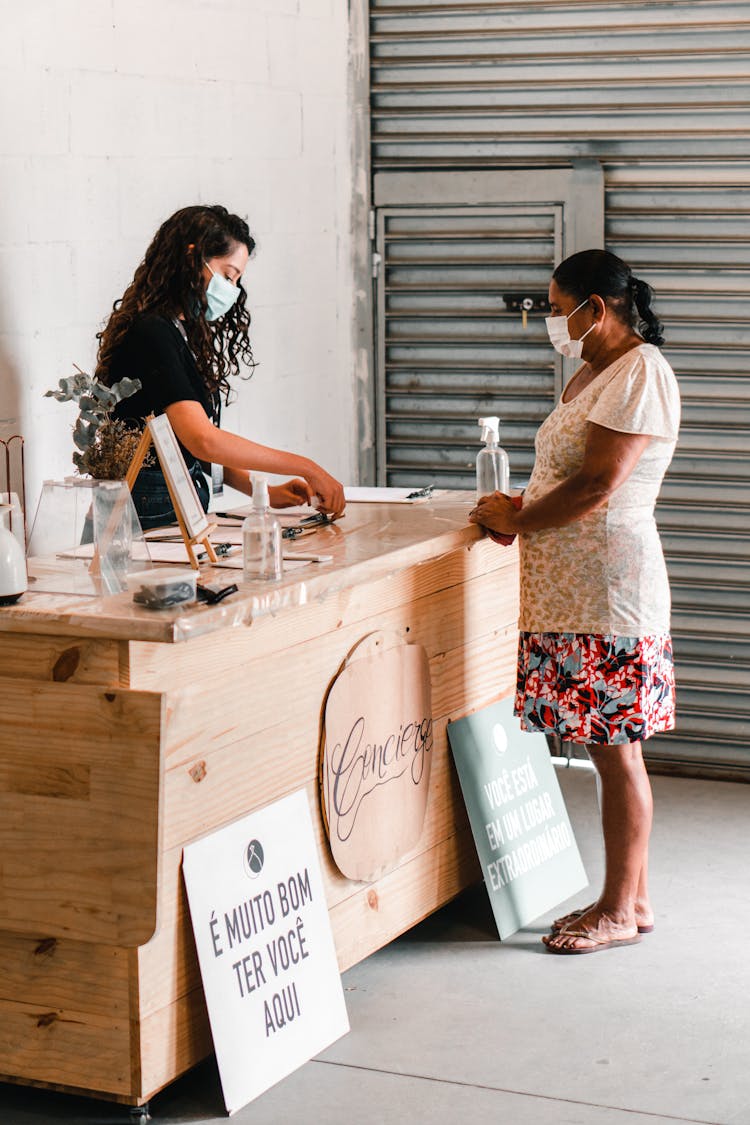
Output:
[4, 494, 488, 643]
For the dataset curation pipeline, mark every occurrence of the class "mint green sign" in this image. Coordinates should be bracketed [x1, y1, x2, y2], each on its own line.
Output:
[448, 698, 587, 940]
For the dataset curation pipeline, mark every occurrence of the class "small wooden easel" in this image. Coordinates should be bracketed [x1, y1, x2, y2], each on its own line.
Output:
[124, 420, 217, 570]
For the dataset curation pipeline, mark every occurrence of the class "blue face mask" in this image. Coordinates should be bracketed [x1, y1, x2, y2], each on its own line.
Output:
[204, 261, 240, 321]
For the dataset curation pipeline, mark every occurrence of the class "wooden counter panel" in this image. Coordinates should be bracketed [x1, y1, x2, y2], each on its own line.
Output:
[0, 932, 131, 1018]
[137, 988, 213, 1103]
[138, 739, 470, 1019]
[0, 937, 134, 1097]
[138, 745, 467, 1016]
[330, 826, 480, 971]
[429, 624, 518, 717]
[159, 625, 517, 855]
[161, 565, 518, 773]
[317, 724, 475, 912]
[0, 998, 133, 1096]
[0, 635, 125, 685]
[127, 539, 517, 691]
[135, 621, 514, 1017]
[136, 657, 510, 1026]
[0, 680, 163, 946]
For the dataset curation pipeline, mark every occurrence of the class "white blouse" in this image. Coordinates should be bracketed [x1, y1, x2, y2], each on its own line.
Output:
[518, 344, 681, 636]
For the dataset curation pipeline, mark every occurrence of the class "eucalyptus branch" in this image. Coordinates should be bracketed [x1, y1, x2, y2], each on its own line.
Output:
[45, 368, 145, 478]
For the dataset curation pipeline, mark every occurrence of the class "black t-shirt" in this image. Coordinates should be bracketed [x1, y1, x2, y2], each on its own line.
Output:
[110, 314, 221, 433]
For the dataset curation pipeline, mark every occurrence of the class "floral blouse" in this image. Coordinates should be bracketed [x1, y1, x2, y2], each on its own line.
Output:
[519, 344, 681, 636]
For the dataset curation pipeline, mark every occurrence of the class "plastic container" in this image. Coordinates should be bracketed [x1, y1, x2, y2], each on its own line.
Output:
[243, 473, 283, 581]
[127, 567, 197, 610]
[476, 416, 510, 499]
[26, 477, 151, 596]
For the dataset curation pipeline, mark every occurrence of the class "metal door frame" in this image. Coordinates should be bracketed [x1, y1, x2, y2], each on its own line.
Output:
[372, 164, 604, 481]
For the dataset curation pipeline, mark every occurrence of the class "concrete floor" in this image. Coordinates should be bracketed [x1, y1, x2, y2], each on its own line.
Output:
[1, 770, 748, 1125]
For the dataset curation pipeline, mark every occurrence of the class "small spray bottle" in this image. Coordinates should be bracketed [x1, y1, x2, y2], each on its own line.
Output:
[476, 416, 509, 499]
[242, 473, 283, 581]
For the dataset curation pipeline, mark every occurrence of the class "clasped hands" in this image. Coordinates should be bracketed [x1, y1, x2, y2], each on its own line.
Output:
[468, 492, 523, 545]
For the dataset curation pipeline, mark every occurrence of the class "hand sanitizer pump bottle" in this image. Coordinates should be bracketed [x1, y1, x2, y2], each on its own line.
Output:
[243, 473, 283, 581]
[476, 416, 509, 499]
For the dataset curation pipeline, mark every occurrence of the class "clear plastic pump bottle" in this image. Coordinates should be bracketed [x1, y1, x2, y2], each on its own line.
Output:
[476, 416, 509, 499]
[242, 473, 283, 581]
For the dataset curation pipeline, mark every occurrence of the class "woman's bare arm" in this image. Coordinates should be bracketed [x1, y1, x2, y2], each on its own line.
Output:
[165, 400, 344, 515]
[470, 423, 652, 535]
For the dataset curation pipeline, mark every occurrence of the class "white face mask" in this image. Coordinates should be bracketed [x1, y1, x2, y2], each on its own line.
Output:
[204, 261, 240, 322]
[545, 298, 597, 359]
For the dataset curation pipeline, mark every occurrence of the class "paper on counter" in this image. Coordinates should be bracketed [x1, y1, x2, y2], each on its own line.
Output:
[143, 529, 318, 569]
[212, 556, 312, 571]
[344, 486, 447, 504]
[218, 488, 449, 514]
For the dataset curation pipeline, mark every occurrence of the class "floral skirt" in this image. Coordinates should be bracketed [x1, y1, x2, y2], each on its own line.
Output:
[514, 632, 676, 745]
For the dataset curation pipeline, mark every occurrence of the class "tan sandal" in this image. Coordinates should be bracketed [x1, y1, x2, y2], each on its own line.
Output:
[551, 904, 596, 933]
[544, 928, 642, 955]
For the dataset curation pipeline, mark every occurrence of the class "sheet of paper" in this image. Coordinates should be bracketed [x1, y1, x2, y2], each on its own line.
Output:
[170, 544, 244, 564]
[57, 544, 96, 559]
[343, 486, 447, 504]
[212, 556, 311, 571]
[144, 530, 313, 568]
[144, 528, 244, 562]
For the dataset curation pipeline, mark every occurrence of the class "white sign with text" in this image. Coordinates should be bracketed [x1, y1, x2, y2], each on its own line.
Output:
[182, 790, 349, 1115]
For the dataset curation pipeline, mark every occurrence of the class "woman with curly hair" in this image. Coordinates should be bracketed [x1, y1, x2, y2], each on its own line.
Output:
[97, 204, 345, 529]
[470, 249, 680, 955]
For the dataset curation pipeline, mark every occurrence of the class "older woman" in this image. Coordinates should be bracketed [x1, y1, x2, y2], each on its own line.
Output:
[470, 249, 680, 955]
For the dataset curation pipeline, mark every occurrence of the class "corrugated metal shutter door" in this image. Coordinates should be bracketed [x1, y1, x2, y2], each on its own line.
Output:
[378, 204, 559, 489]
[369, 0, 750, 774]
[607, 167, 750, 772]
[370, 1, 750, 168]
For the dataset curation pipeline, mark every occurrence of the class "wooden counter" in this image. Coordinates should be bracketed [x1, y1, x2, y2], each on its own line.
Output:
[0, 494, 519, 1108]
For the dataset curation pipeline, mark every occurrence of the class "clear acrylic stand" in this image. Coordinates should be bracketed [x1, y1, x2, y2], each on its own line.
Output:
[26, 477, 151, 597]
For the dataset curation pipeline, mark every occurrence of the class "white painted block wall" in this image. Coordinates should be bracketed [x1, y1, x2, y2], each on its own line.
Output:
[0, 0, 357, 516]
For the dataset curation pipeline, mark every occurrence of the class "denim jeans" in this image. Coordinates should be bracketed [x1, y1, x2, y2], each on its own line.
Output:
[131, 464, 210, 531]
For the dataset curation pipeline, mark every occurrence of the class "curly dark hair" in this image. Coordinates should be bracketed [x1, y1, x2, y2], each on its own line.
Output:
[96, 204, 257, 401]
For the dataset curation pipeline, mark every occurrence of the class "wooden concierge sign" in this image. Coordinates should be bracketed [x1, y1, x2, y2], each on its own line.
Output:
[321, 633, 434, 882]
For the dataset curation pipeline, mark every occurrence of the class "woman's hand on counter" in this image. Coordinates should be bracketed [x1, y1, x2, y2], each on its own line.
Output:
[469, 492, 523, 541]
[304, 465, 346, 518]
[268, 478, 315, 508]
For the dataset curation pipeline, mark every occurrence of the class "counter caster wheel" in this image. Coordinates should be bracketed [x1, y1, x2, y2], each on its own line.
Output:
[129, 1104, 151, 1122]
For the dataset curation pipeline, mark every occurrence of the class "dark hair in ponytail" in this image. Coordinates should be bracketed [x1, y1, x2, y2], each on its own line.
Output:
[629, 275, 664, 347]
[552, 249, 664, 347]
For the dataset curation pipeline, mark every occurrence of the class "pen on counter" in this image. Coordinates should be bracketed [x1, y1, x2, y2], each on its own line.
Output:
[196, 543, 238, 562]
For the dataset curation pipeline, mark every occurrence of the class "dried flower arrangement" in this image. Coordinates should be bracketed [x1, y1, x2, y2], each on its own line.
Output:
[44, 368, 153, 480]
